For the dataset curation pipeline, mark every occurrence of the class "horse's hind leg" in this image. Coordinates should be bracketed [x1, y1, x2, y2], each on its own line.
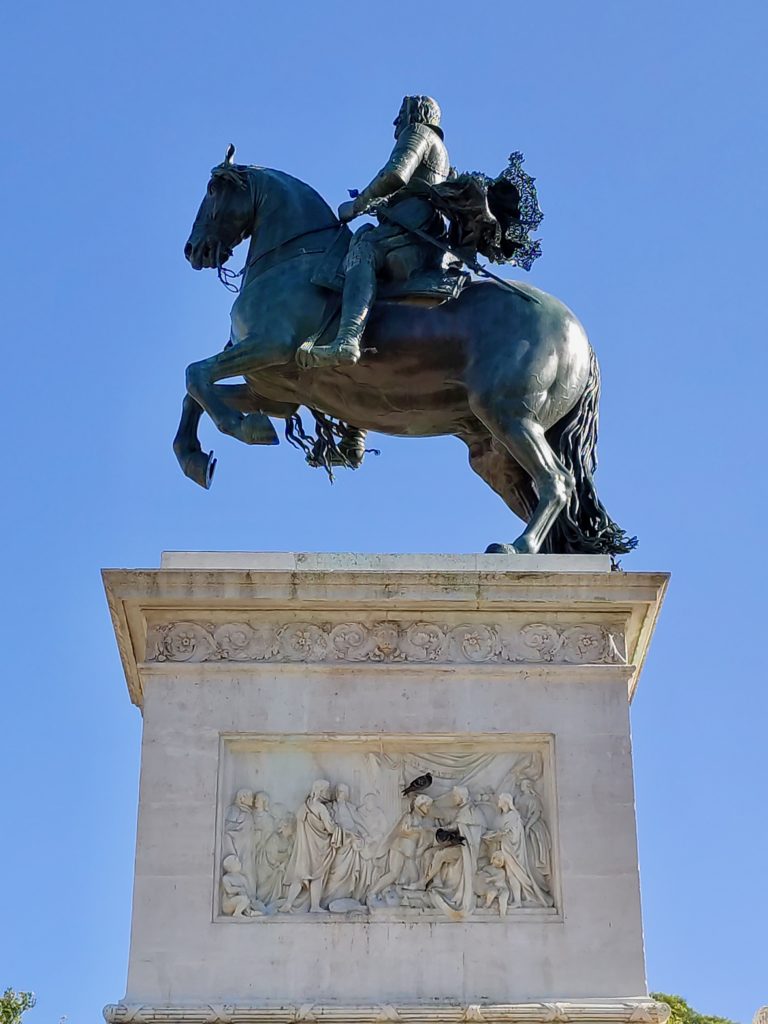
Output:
[461, 433, 536, 529]
[469, 406, 574, 554]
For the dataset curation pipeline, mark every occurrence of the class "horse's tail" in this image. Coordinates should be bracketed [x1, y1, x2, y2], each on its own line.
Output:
[543, 348, 637, 556]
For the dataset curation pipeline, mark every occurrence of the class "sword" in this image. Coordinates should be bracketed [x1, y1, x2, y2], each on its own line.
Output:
[349, 191, 541, 305]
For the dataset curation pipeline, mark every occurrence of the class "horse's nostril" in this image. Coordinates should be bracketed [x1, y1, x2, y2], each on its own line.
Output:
[184, 242, 193, 260]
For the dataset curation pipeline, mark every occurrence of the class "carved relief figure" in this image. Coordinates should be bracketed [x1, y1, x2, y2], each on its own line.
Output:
[411, 787, 484, 917]
[486, 793, 552, 908]
[281, 780, 342, 913]
[356, 792, 389, 892]
[324, 783, 366, 904]
[222, 789, 257, 897]
[251, 791, 276, 903]
[516, 779, 552, 892]
[473, 851, 511, 916]
[221, 855, 264, 917]
[368, 794, 434, 898]
[259, 813, 296, 906]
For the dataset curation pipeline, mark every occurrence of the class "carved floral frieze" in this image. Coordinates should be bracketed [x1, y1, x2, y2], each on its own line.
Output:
[146, 620, 625, 665]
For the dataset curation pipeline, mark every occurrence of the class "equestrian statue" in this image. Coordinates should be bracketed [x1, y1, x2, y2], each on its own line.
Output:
[175, 95, 635, 556]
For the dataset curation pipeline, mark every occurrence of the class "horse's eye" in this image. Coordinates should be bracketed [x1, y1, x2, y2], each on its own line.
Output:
[207, 182, 216, 196]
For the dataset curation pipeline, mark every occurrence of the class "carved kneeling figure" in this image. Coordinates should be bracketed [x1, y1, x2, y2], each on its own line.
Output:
[221, 855, 265, 917]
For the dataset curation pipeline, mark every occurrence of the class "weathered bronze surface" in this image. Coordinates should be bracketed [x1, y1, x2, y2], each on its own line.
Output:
[176, 98, 634, 556]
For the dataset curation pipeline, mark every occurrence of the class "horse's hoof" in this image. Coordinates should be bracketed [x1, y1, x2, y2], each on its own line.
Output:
[240, 414, 279, 446]
[180, 449, 217, 489]
[484, 542, 515, 554]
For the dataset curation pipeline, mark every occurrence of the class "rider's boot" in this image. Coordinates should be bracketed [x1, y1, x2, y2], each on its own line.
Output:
[298, 257, 376, 369]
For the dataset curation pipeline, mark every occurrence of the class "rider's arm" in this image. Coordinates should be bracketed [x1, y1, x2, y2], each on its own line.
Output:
[351, 125, 430, 215]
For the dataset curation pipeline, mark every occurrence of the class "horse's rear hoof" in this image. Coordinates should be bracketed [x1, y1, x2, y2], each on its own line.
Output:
[180, 449, 217, 489]
[484, 542, 515, 554]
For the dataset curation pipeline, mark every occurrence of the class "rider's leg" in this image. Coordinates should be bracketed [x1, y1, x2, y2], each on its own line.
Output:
[297, 234, 380, 369]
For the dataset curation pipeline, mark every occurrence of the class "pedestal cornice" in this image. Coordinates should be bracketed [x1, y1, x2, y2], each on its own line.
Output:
[103, 554, 668, 710]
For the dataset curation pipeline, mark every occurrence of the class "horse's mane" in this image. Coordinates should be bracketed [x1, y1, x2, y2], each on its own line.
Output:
[213, 162, 337, 222]
[257, 166, 339, 221]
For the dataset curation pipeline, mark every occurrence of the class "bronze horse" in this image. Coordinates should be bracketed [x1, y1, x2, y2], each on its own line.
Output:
[176, 148, 634, 555]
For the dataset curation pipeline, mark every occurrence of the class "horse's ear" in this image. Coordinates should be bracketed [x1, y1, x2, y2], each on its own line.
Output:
[225, 143, 236, 165]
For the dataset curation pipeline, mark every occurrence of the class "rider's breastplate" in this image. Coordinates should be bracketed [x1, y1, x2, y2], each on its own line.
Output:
[389, 123, 451, 187]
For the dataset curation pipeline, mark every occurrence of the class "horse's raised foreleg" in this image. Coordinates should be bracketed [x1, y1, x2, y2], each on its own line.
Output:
[469, 408, 575, 554]
[185, 340, 291, 446]
[174, 383, 297, 489]
[174, 394, 216, 489]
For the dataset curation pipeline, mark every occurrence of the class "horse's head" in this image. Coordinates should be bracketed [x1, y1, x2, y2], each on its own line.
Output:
[184, 144, 255, 270]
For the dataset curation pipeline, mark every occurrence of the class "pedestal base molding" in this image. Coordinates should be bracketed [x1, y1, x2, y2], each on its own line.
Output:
[104, 1000, 670, 1024]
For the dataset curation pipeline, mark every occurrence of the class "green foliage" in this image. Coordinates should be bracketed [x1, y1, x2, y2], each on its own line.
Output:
[652, 993, 737, 1024]
[0, 991, 35, 1024]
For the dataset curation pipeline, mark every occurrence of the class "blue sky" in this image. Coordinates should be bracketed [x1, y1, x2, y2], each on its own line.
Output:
[1, 1, 766, 1021]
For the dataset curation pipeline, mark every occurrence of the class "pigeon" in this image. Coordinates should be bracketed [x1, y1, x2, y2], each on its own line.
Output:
[402, 772, 433, 796]
[435, 827, 466, 846]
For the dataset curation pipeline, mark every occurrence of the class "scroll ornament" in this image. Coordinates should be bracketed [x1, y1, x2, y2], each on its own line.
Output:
[146, 620, 626, 665]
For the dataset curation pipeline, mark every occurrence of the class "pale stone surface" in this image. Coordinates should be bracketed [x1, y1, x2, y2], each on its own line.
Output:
[104, 999, 672, 1024]
[160, 551, 613, 572]
[103, 553, 668, 1013]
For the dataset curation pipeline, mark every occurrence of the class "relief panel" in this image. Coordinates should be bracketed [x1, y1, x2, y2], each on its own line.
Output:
[216, 735, 558, 922]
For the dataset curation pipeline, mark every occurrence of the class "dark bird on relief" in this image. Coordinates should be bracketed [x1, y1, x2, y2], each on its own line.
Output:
[435, 827, 467, 846]
[402, 772, 433, 796]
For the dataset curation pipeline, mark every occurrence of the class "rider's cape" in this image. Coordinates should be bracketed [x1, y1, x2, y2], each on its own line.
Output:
[418, 151, 544, 272]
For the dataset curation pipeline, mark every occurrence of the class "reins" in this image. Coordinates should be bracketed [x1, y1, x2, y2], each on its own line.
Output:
[217, 222, 341, 293]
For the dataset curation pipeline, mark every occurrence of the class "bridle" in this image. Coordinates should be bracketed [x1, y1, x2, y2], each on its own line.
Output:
[217, 221, 342, 293]
[212, 167, 342, 293]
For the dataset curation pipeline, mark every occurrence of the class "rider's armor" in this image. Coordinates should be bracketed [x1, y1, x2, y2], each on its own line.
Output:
[303, 96, 451, 371]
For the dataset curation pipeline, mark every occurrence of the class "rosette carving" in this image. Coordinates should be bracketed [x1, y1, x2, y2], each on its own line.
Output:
[275, 623, 328, 661]
[153, 622, 217, 662]
[511, 624, 562, 662]
[560, 625, 607, 663]
[448, 624, 499, 662]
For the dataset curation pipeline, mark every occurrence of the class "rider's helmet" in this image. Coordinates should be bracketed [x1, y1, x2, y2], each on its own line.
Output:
[394, 95, 443, 139]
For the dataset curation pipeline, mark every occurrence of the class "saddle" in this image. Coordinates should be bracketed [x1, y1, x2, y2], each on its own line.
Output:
[311, 226, 470, 307]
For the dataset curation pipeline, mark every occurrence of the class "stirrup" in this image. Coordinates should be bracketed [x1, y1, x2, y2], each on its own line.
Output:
[296, 334, 362, 369]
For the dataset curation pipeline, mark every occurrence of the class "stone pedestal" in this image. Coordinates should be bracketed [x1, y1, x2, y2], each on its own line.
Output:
[102, 553, 669, 1024]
